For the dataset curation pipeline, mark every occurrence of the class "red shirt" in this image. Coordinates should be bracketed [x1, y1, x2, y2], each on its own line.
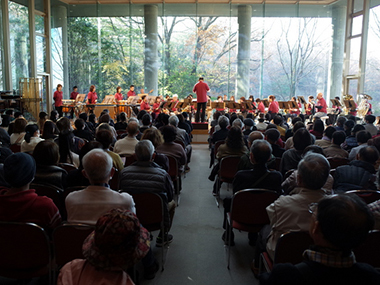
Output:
[258, 102, 265, 113]
[153, 102, 161, 115]
[115, 93, 123, 101]
[54, 91, 63, 107]
[317, 97, 327, 113]
[367, 103, 372, 115]
[70, 92, 78, 100]
[350, 103, 358, 116]
[87, 92, 97, 104]
[140, 101, 151, 111]
[193, 81, 210, 103]
[127, 90, 136, 97]
[268, 101, 279, 113]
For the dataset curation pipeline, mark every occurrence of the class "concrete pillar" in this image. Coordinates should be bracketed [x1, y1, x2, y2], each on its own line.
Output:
[236, 5, 252, 99]
[2, 0, 12, 91]
[328, 5, 346, 101]
[144, 5, 158, 96]
[52, 6, 69, 98]
[29, 0, 37, 79]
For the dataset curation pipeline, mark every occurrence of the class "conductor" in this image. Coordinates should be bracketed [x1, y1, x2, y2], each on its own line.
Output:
[193, 77, 210, 123]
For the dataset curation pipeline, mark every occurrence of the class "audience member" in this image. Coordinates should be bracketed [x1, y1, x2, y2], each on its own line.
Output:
[41, 120, 58, 141]
[74, 118, 94, 142]
[56, 117, 85, 154]
[284, 121, 306, 150]
[211, 115, 229, 144]
[335, 116, 347, 131]
[310, 119, 324, 139]
[342, 124, 365, 151]
[140, 128, 169, 172]
[114, 121, 139, 156]
[323, 131, 348, 158]
[114, 112, 128, 131]
[21, 123, 44, 153]
[265, 129, 285, 158]
[96, 129, 124, 171]
[315, 126, 336, 149]
[364, 114, 378, 136]
[348, 130, 372, 161]
[10, 117, 27, 145]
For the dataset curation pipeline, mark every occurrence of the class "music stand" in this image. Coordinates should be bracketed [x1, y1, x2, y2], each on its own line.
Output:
[102, 95, 116, 104]
[278, 101, 290, 110]
[297, 96, 307, 104]
[75, 94, 86, 103]
[226, 102, 235, 109]
[330, 99, 342, 107]
[233, 103, 241, 109]
[288, 101, 298, 109]
[211, 102, 225, 109]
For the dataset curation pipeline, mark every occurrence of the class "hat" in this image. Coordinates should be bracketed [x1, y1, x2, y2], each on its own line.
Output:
[244, 118, 254, 127]
[4, 153, 36, 188]
[83, 209, 150, 270]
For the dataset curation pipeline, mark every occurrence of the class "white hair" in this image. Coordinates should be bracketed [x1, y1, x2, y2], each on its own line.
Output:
[83, 149, 113, 183]
[135, 140, 155, 161]
[169, 115, 179, 127]
[232, 118, 243, 129]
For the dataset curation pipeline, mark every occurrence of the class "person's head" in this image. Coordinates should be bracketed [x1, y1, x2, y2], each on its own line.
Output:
[6, 109, 14, 118]
[4, 153, 36, 189]
[313, 119, 324, 133]
[266, 123, 277, 131]
[302, 145, 325, 157]
[311, 194, 374, 252]
[119, 112, 127, 123]
[1, 115, 9, 127]
[256, 98, 261, 103]
[96, 129, 113, 150]
[308, 95, 314, 102]
[365, 114, 376, 124]
[344, 120, 355, 134]
[24, 123, 39, 143]
[130, 85, 134, 91]
[356, 130, 372, 144]
[172, 94, 178, 101]
[226, 126, 244, 150]
[141, 95, 147, 102]
[199, 77, 204, 81]
[82, 208, 150, 271]
[161, 125, 177, 143]
[38, 111, 47, 120]
[331, 131, 346, 146]
[268, 95, 275, 102]
[78, 141, 103, 169]
[127, 121, 139, 137]
[176, 114, 185, 124]
[155, 96, 161, 103]
[33, 141, 59, 166]
[79, 112, 88, 122]
[218, 115, 229, 130]
[116, 86, 121, 93]
[90, 85, 96, 92]
[357, 146, 380, 165]
[297, 153, 330, 190]
[243, 118, 254, 130]
[232, 118, 243, 129]
[291, 116, 302, 126]
[336, 116, 347, 127]
[142, 113, 152, 126]
[73, 86, 78, 92]
[135, 140, 155, 162]
[56, 117, 72, 134]
[317, 92, 323, 100]
[250, 139, 272, 165]
[89, 113, 96, 124]
[293, 128, 312, 151]
[13, 117, 27, 133]
[169, 115, 179, 127]
[57, 84, 62, 91]
[265, 129, 281, 144]
[182, 112, 188, 120]
[323, 126, 336, 140]
[141, 128, 164, 148]
[82, 149, 114, 184]
[74, 118, 85, 131]
[99, 114, 111, 124]
[273, 115, 283, 126]
[213, 111, 221, 121]
[247, 131, 264, 148]
[352, 124, 365, 136]
[42, 120, 57, 139]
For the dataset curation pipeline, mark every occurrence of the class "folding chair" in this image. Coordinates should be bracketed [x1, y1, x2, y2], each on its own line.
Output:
[354, 230, 380, 269]
[346, 190, 380, 204]
[226, 189, 279, 269]
[58, 162, 77, 173]
[0, 222, 52, 283]
[166, 154, 181, 205]
[109, 168, 119, 191]
[327, 157, 349, 169]
[123, 153, 137, 167]
[10, 144, 21, 153]
[261, 231, 313, 273]
[31, 183, 65, 220]
[131, 192, 166, 271]
[209, 140, 225, 168]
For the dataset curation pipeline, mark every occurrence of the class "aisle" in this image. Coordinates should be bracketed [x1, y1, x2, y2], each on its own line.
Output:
[140, 144, 258, 285]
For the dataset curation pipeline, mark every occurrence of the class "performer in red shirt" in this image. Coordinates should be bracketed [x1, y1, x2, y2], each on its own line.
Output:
[229, 96, 237, 113]
[171, 94, 179, 113]
[290, 97, 301, 116]
[140, 95, 151, 112]
[127, 85, 136, 97]
[114, 86, 123, 102]
[268, 95, 279, 120]
[87, 85, 97, 104]
[315, 92, 327, 118]
[70, 86, 78, 100]
[256, 98, 265, 114]
[305, 96, 315, 116]
[152, 96, 162, 117]
[53, 84, 63, 118]
[193, 77, 210, 123]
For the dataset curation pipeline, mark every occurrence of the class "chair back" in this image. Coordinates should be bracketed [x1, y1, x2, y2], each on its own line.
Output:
[219, 155, 241, 183]
[354, 230, 380, 269]
[327, 157, 349, 169]
[174, 140, 185, 149]
[130, 192, 164, 232]
[346, 190, 380, 204]
[10, 144, 21, 153]
[31, 183, 64, 213]
[274, 231, 313, 265]
[214, 140, 225, 157]
[166, 154, 179, 180]
[116, 130, 127, 140]
[0, 222, 51, 279]
[230, 189, 279, 227]
[109, 168, 119, 190]
[58, 163, 77, 173]
[274, 157, 281, 171]
[53, 223, 95, 267]
[124, 153, 137, 167]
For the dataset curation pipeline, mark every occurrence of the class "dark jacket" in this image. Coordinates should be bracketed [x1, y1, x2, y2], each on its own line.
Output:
[211, 128, 229, 144]
[34, 165, 68, 190]
[333, 160, 377, 192]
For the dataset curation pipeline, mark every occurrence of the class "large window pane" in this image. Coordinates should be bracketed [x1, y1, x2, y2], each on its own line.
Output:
[349, 37, 361, 75]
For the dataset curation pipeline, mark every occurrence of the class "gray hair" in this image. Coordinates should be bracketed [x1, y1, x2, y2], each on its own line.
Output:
[135, 140, 155, 162]
[297, 153, 330, 190]
[251, 139, 272, 164]
[83, 149, 113, 183]
[128, 117, 138, 124]
[232, 118, 243, 129]
[218, 115, 229, 129]
[169, 115, 179, 127]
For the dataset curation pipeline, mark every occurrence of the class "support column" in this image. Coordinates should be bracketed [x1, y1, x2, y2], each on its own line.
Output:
[29, 0, 37, 79]
[236, 5, 251, 99]
[144, 5, 158, 96]
[328, 5, 346, 101]
[2, 0, 12, 91]
[52, 5, 69, 98]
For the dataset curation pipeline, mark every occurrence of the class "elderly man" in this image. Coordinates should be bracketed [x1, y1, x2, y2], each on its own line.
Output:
[315, 126, 336, 149]
[265, 129, 285, 158]
[314, 92, 327, 118]
[260, 194, 380, 284]
[323, 131, 348, 158]
[211, 115, 229, 144]
[114, 121, 139, 156]
[252, 153, 328, 272]
[120, 140, 175, 247]
[65, 149, 135, 225]
[334, 146, 379, 192]
[238, 131, 265, 170]
[222, 140, 283, 245]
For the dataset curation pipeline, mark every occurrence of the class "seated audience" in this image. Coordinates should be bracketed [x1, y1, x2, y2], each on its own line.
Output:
[260, 194, 380, 284]
[344, 119, 355, 137]
[140, 128, 169, 172]
[265, 129, 285, 158]
[96, 129, 124, 171]
[21, 123, 44, 153]
[323, 131, 348, 158]
[114, 121, 139, 156]
[41, 120, 58, 141]
[73, 118, 94, 142]
[58, 209, 155, 284]
[211, 115, 229, 144]
[33, 141, 67, 190]
[216, 126, 248, 160]
[114, 112, 128, 131]
[273, 115, 286, 138]
[120, 140, 175, 247]
[10, 117, 27, 145]
[56, 117, 85, 154]
[334, 146, 379, 192]
[348, 130, 372, 161]
[37, 111, 47, 132]
[238, 131, 265, 170]
[284, 121, 306, 150]
[315, 126, 336, 149]
[309, 119, 324, 139]
[177, 113, 191, 134]
[140, 113, 152, 135]
[65, 149, 135, 225]
[242, 118, 256, 137]
[335, 116, 347, 131]
[0, 153, 61, 230]
[342, 124, 365, 151]
[364, 114, 378, 137]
